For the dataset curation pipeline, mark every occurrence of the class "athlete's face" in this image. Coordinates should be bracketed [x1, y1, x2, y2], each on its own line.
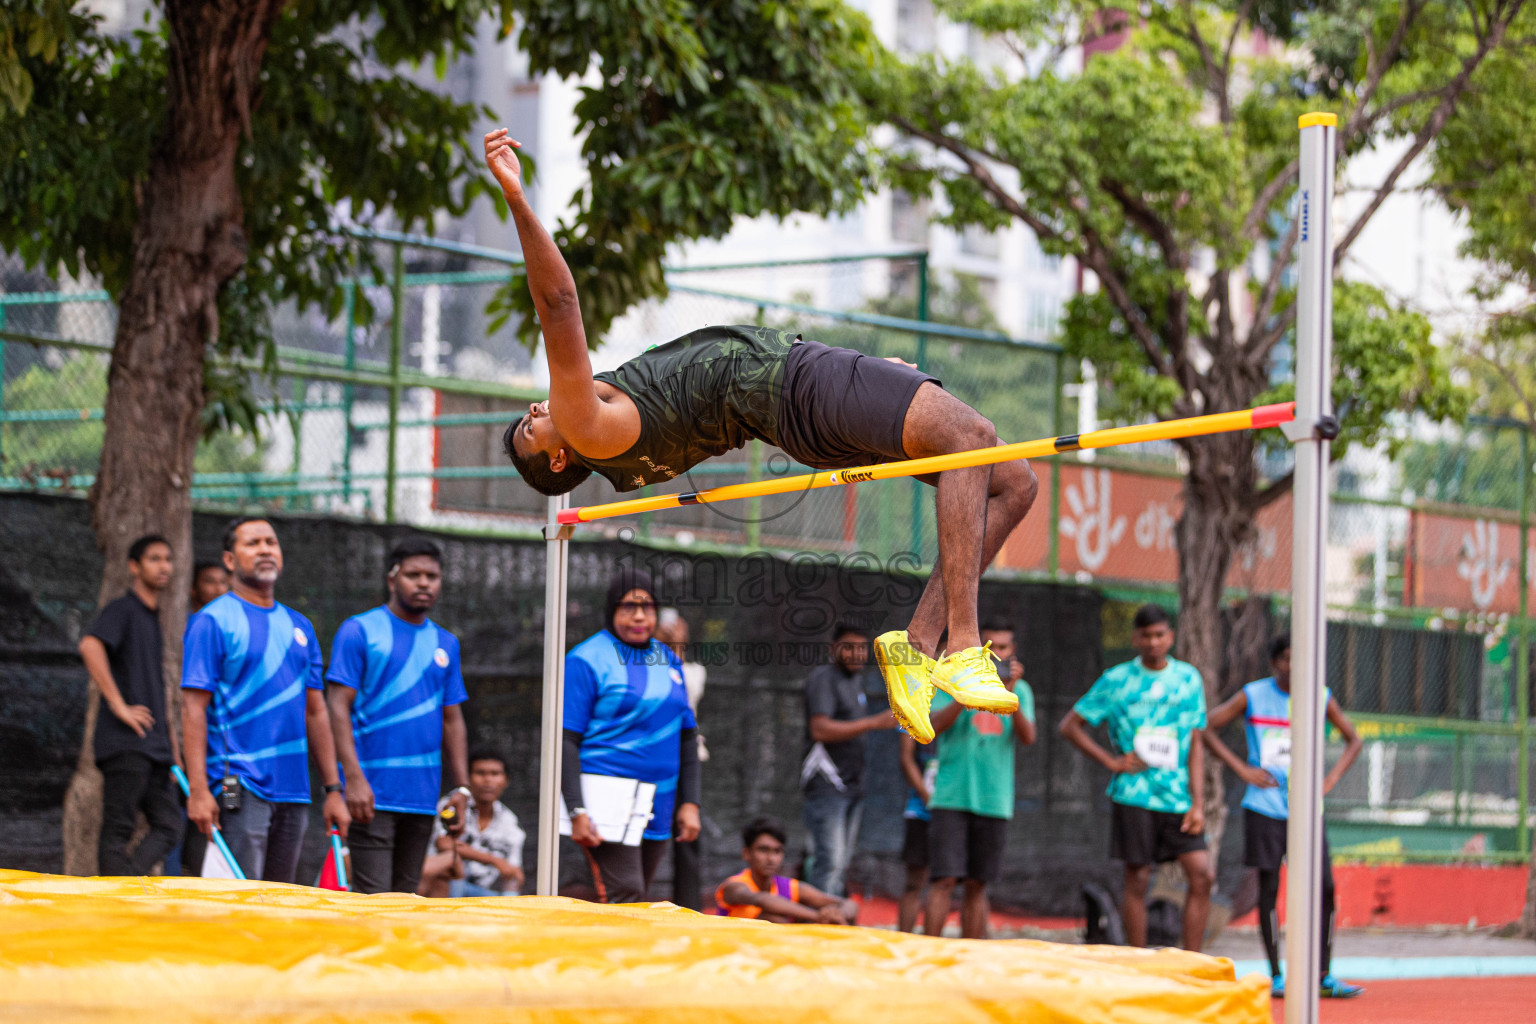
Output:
[192, 565, 229, 607]
[612, 588, 657, 645]
[224, 520, 282, 588]
[388, 554, 442, 614]
[832, 632, 869, 674]
[1132, 621, 1174, 666]
[1272, 647, 1291, 689]
[744, 834, 785, 878]
[129, 542, 174, 592]
[513, 400, 572, 470]
[469, 758, 508, 805]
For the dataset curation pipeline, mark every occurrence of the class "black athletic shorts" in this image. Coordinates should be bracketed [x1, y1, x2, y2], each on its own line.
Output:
[928, 807, 1008, 883]
[902, 817, 930, 869]
[1243, 808, 1332, 872]
[775, 339, 941, 470]
[1109, 802, 1207, 867]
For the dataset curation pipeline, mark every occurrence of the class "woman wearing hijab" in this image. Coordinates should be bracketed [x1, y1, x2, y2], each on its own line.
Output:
[563, 568, 702, 903]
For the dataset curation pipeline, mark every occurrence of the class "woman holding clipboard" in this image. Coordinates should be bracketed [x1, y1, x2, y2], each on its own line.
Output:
[563, 569, 701, 903]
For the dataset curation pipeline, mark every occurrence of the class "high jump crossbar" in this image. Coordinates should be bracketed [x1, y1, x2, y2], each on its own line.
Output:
[556, 401, 1298, 525]
[541, 120, 1336, 1012]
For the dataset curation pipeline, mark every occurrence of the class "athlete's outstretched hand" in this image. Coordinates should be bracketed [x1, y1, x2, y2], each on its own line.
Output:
[484, 128, 524, 198]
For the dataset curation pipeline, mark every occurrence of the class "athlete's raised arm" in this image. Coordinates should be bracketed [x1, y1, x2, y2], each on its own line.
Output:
[484, 130, 615, 447]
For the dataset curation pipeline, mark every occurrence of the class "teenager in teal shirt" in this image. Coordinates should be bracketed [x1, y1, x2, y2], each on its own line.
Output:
[1060, 604, 1212, 951]
[923, 620, 1036, 938]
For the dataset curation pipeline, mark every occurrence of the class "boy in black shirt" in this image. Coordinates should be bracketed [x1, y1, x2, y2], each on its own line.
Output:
[80, 535, 181, 875]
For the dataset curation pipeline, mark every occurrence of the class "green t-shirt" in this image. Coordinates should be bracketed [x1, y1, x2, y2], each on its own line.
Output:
[928, 681, 1035, 820]
[1073, 657, 1206, 814]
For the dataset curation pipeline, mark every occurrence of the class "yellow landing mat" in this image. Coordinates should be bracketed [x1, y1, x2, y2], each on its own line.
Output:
[0, 871, 1268, 1023]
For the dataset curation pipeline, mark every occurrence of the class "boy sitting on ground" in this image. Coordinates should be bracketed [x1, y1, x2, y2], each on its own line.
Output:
[714, 817, 859, 924]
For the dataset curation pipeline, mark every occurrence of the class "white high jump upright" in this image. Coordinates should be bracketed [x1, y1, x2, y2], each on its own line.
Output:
[1284, 111, 1338, 1024]
[537, 493, 572, 896]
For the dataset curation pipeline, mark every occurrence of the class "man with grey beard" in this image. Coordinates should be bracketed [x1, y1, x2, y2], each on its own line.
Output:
[181, 517, 349, 882]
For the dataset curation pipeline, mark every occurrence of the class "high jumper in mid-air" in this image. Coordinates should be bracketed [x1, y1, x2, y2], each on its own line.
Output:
[484, 128, 1037, 741]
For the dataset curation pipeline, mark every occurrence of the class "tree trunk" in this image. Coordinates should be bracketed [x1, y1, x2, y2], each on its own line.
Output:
[1175, 425, 1264, 874]
[59, 0, 282, 876]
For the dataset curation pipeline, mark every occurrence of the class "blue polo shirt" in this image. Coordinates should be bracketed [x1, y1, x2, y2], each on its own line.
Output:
[181, 592, 323, 804]
[326, 606, 468, 815]
[565, 630, 696, 841]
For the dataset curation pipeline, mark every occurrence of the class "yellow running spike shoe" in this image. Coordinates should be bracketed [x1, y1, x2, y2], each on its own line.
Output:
[932, 643, 1019, 714]
[874, 630, 937, 744]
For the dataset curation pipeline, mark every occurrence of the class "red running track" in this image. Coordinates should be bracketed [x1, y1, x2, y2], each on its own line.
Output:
[1271, 976, 1536, 1024]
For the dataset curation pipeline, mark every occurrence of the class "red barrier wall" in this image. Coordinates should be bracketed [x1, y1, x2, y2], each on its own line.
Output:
[1233, 863, 1530, 929]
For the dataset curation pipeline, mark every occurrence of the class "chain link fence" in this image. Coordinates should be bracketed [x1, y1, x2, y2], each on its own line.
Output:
[2, 236, 1532, 863]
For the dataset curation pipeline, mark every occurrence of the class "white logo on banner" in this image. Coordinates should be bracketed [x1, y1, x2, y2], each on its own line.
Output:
[1060, 469, 1127, 572]
[1134, 501, 1176, 552]
[1457, 519, 1510, 610]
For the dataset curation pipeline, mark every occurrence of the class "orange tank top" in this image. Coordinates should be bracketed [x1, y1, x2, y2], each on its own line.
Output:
[713, 868, 800, 918]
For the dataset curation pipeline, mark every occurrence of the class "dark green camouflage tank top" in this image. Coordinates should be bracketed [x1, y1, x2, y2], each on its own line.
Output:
[585, 325, 799, 492]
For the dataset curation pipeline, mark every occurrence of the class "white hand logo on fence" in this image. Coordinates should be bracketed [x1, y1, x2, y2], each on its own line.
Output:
[1134, 501, 1176, 552]
[1457, 519, 1509, 610]
[1060, 469, 1126, 572]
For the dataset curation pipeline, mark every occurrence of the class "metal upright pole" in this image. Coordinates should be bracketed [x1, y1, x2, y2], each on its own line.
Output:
[385, 243, 404, 523]
[537, 493, 572, 896]
[1284, 112, 1339, 1024]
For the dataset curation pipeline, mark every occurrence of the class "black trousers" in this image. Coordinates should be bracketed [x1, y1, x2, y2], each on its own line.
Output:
[672, 836, 702, 910]
[584, 838, 670, 904]
[347, 810, 437, 894]
[98, 753, 182, 876]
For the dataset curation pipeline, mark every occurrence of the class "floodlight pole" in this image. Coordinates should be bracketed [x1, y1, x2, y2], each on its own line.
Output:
[536, 494, 572, 896]
[1284, 112, 1339, 1024]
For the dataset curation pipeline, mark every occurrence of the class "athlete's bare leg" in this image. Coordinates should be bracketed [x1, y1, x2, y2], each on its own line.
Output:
[899, 383, 1037, 658]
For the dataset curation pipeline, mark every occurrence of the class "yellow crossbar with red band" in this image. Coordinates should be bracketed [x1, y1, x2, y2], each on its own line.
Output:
[556, 401, 1297, 525]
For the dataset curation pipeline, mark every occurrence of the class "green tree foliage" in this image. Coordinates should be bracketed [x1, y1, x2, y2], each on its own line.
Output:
[488, 0, 881, 347]
[1, 1, 515, 436]
[1428, 10, 1536, 437]
[0, 0, 73, 115]
[1398, 424, 1525, 511]
[866, 2, 1509, 659]
[866, 2, 1516, 845]
[874, 0, 1485, 458]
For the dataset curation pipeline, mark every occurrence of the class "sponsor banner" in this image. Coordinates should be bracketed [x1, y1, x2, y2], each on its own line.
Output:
[1404, 510, 1532, 614]
[996, 463, 1291, 591]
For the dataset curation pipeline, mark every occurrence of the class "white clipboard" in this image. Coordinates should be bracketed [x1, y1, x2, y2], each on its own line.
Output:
[559, 773, 657, 847]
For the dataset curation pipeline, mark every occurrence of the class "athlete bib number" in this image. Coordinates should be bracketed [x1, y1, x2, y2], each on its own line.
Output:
[1132, 727, 1180, 770]
[1258, 728, 1292, 772]
[922, 758, 939, 793]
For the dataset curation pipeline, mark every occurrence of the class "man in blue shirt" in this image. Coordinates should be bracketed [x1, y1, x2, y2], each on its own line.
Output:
[1060, 604, 1212, 950]
[1204, 634, 1365, 999]
[327, 536, 471, 894]
[182, 517, 349, 883]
